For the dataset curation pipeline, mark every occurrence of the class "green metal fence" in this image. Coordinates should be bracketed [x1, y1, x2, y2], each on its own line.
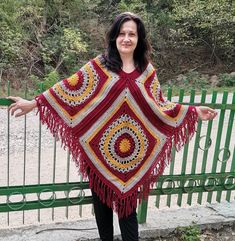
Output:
[0, 83, 234, 228]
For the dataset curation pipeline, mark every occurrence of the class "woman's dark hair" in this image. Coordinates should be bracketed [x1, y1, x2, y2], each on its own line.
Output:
[104, 12, 151, 73]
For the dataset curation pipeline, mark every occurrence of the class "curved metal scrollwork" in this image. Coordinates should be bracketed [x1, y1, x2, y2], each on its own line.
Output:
[224, 175, 235, 190]
[217, 148, 231, 163]
[7, 192, 26, 211]
[37, 189, 56, 207]
[183, 178, 197, 193]
[204, 176, 218, 191]
[199, 135, 212, 151]
[67, 187, 85, 204]
[161, 178, 175, 194]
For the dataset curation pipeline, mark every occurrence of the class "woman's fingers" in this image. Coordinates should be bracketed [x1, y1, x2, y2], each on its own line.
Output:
[7, 97, 27, 117]
[9, 104, 21, 116]
[196, 106, 217, 121]
[205, 108, 216, 120]
[206, 107, 217, 120]
[7, 98, 37, 117]
[15, 110, 26, 117]
[8, 102, 17, 111]
[8, 96, 22, 112]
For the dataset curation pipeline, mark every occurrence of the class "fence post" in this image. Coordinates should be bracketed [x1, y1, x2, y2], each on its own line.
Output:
[137, 194, 148, 224]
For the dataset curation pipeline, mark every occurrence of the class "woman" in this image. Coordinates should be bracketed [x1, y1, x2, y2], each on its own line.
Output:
[8, 12, 217, 241]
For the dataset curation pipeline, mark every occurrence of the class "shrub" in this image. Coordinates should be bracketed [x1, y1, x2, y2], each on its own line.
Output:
[217, 73, 235, 87]
[43, 70, 59, 91]
[177, 225, 201, 241]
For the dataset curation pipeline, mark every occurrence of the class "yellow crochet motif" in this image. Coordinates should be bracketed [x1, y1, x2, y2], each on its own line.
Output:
[67, 74, 79, 86]
[119, 138, 131, 153]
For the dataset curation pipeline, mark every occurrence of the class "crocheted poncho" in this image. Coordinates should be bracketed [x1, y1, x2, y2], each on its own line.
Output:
[36, 55, 198, 217]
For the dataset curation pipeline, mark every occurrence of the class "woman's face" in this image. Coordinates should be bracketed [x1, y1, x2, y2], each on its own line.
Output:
[116, 20, 138, 58]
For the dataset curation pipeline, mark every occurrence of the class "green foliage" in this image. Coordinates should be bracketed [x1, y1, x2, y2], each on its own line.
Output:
[43, 70, 59, 90]
[177, 225, 201, 241]
[0, 24, 24, 67]
[0, 1, 25, 69]
[172, 71, 210, 90]
[163, 71, 235, 95]
[60, 28, 88, 69]
[0, 0, 234, 91]
[183, 71, 210, 89]
[118, 0, 146, 15]
[218, 73, 235, 87]
[41, 27, 87, 76]
[171, 0, 235, 50]
[0, 0, 90, 87]
[146, 0, 235, 70]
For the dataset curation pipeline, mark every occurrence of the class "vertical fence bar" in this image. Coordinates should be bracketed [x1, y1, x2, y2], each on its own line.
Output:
[164, 88, 176, 207]
[187, 89, 206, 205]
[7, 81, 10, 225]
[154, 182, 161, 208]
[52, 78, 61, 221]
[166, 87, 177, 208]
[164, 87, 177, 208]
[79, 175, 83, 217]
[207, 91, 228, 203]
[137, 194, 148, 224]
[226, 146, 235, 201]
[37, 83, 43, 222]
[22, 84, 28, 224]
[66, 151, 71, 219]
[197, 90, 217, 204]
[165, 149, 176, 208]
[52, 138, 57, 221]
[177, 88, 187, 207]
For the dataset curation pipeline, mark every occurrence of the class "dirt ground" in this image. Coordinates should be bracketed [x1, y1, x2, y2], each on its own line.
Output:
[138, 223, 235, 241]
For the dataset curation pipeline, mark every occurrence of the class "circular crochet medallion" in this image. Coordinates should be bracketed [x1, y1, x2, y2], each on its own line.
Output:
[115, 134, 135, 157]
[54, 63, 99, 106]
[99, 114, 149, 173]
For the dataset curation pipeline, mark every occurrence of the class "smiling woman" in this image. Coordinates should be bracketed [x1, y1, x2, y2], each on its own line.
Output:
[8, 12, 217, 241]
[116, 20, 138, 73]
[105, 12, 151, 75]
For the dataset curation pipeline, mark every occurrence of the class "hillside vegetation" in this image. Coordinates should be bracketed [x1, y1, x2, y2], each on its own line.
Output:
[0, 0, 234, 95]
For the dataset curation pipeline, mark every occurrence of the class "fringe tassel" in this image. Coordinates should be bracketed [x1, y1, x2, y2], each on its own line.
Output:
[174, 106, 198, 152]
[35, 96, 88, 177]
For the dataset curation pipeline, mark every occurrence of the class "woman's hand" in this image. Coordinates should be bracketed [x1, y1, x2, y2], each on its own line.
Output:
[196, 106, 217, 121]
[8, 96, 37, 117]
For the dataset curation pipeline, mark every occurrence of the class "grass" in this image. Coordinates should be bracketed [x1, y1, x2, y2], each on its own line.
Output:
[161, 85, 235, 97]
[176, 225, 201, 241]
[161, 70, 235, 96]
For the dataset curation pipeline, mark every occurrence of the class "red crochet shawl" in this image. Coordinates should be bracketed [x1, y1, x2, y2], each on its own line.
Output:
[35, 55, 198, 217]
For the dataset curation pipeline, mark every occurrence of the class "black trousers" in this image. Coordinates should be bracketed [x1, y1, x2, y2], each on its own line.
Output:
[91, 190, 139, 241]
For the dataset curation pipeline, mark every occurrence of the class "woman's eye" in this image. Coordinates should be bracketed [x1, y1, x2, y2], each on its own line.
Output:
[119, 32, 125, 36]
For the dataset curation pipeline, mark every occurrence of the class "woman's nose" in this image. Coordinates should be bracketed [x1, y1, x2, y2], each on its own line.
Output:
[123, 35, 130, 42]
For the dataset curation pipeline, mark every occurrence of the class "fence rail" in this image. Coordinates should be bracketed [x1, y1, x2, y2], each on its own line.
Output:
[0, 83, 235, 227]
